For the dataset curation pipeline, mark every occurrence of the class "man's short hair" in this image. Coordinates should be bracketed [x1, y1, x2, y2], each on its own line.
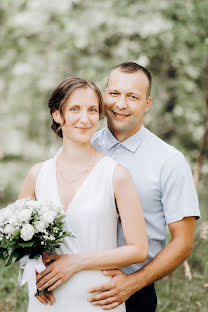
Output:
[110, 62, 152, 97]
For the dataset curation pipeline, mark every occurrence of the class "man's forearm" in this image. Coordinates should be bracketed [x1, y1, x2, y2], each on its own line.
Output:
[129, 237, 192, 293]
[88, 218, 195, 309]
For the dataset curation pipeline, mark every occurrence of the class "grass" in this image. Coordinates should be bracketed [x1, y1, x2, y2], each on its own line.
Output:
[0, 263, 28, 312]
[0, 159, 207, 311]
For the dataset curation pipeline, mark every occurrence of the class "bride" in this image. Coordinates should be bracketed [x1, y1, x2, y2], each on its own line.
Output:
[18, 77, 148, 311]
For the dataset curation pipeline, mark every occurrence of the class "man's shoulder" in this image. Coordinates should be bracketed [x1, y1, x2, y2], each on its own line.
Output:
[91, 128, 106, 146]
[92, 127, 106, 140]
[144, 128, 184, 164]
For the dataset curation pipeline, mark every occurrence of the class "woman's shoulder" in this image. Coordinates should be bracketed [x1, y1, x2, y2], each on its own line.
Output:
[18, 162, 45, 200]
[113, 164, 131, 185]
[28, 162, 44, 182]
[29, 157, 55, 180]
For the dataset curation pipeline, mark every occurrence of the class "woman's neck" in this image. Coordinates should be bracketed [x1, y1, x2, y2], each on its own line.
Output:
[60, 138, 94, 166]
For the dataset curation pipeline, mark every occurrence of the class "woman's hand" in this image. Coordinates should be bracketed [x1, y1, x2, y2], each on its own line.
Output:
[36, 254, 81, 292]
[35, 268, 56, 305]
[35, 291, 56, 305]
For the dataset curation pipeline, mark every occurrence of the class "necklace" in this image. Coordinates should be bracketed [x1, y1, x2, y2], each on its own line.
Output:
[57, 149, 96, 183]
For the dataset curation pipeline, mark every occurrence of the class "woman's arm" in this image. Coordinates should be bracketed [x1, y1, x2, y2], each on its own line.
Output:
[18, 162, 56, 305]
[36, 165, 148, 291]
[18, 163, 43, 200]
[76, 165, 148, 269]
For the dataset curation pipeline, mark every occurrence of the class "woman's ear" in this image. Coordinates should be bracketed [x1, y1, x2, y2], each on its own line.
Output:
[52, 110, 63, 125]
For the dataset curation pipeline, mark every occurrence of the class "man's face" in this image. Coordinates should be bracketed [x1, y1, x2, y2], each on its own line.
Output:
[104, 69, 151, 141]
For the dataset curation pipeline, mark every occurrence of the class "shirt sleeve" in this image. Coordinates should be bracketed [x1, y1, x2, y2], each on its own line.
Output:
[160, 152, 200, 224]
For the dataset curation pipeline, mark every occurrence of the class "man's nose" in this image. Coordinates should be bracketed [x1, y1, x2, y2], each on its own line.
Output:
[116, 96, 128, 109]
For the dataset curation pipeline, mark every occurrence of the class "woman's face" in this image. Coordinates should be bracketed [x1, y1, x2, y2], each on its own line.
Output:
[53, 87, 100, 144]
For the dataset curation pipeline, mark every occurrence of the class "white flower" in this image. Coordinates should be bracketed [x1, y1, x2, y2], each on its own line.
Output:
[42, 210, 56, 224]
[9, 214, 19, 226]
[18, 209, 32, 222]
[34, 220, 46, 233]
[4, 224, 15, 235]
[41, 200, 62, 214]
[50, 203, 62, 213]
[0, 213, 6, 224]
[0, 209, 12, 223]
[28, 200, 41, 210]
[20, 224, 35, 241]
[48, 235, 55, 241]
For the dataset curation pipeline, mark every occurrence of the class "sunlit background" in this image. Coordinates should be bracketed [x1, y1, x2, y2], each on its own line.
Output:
[0, 0, 208, 311]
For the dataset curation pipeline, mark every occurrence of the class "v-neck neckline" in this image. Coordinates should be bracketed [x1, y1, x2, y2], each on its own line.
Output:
[54, 155, 107, 214]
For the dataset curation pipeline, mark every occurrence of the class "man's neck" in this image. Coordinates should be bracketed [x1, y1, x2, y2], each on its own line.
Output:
[107, 123, 143, 142]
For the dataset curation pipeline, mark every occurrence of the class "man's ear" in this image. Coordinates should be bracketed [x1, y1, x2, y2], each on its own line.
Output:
[145, 96, 152, 113]
[52, 110, 63, 125]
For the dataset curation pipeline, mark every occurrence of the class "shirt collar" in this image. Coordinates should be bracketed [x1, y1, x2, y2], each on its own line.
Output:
[104, 125, 146, 152]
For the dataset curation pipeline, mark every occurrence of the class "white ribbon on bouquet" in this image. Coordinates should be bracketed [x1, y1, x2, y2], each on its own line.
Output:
[18, 255, 46, 299]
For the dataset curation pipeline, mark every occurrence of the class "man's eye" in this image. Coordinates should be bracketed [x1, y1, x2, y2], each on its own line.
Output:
[110, 92, 118, 96]
[130, 95, 138, 99]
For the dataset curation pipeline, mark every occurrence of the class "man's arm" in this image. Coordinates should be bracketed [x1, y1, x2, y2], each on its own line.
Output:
[88, 216, 195, 310]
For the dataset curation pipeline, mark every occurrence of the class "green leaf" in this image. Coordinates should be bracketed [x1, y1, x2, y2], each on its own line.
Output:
[1, 238, 16, 248]
[55, 215, 65, 222]
[18, 241, 35, 247]
[5, 250, 20, 267]
[11, 229, 20, 239]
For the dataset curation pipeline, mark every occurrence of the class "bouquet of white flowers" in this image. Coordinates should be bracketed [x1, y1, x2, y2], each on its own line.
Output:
[0, 198, 72, 297]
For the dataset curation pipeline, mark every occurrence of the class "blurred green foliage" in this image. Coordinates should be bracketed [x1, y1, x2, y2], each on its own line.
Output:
[0, 0, 208, 311]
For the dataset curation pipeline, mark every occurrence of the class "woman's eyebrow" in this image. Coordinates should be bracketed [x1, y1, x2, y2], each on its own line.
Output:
[89, 104, 99, 108]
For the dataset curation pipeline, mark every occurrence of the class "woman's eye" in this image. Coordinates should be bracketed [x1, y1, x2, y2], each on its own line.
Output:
[70, 107, 78, 111]
[89, 108, 98, 112]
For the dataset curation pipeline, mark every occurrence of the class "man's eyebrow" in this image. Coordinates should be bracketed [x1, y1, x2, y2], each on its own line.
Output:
[107, 88, 120, 92]
[128, 92, 141, 98]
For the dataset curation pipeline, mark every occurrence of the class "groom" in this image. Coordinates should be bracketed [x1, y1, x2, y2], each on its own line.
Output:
[89, 62, 200, 311]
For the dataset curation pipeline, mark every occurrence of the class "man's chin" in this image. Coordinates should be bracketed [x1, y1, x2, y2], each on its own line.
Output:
[108, 120, 130, 133]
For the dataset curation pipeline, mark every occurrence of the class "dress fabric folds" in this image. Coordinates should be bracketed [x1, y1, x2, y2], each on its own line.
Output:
[27, 155, 126, 312]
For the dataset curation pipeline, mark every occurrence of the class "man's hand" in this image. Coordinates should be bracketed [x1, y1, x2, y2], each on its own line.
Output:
[88, 217, 196, 310]
[88, 269, 135, 310]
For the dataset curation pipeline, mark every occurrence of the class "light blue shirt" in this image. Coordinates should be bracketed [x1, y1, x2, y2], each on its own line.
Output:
[92, 125, 200, 274]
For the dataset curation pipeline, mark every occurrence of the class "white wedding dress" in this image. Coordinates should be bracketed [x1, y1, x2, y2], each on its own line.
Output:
[27, 155, 126, 312]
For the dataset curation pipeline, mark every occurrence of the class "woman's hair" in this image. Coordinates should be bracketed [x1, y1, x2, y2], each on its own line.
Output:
[48, 77, 105, 138]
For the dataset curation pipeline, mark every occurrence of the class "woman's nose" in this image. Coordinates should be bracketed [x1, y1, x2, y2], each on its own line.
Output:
[79, 111, 89, 123]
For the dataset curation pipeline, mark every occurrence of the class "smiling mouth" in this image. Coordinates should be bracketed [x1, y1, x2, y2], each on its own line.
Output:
[112, 111, 130, 119]
[76, 127, 90, 131]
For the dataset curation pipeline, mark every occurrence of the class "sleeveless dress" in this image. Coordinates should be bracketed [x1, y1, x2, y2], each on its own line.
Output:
[27, 155, 126, 312]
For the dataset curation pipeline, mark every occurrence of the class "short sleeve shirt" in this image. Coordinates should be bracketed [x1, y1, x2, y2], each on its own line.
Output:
[91, 125, 200, 274]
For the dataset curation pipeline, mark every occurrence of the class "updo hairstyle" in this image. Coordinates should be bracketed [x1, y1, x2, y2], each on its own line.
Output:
[48, 77, 105, 138]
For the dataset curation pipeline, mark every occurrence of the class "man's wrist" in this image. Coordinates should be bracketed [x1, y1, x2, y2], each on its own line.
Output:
[126, 271, 142, 294]
[127, 268, 148, 294]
